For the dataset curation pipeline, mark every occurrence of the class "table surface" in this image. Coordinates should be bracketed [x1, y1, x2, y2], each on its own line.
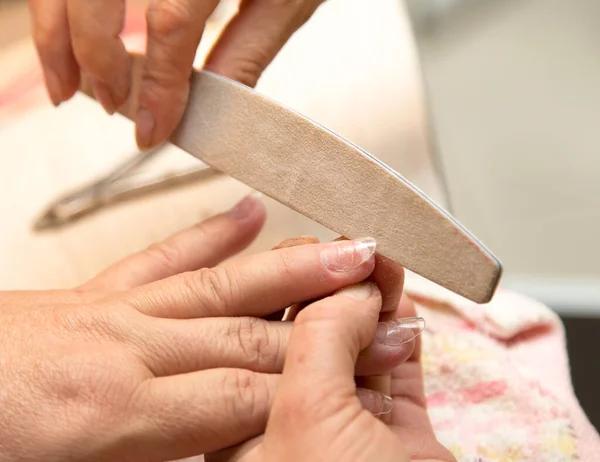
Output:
[0, 0, 446, 291]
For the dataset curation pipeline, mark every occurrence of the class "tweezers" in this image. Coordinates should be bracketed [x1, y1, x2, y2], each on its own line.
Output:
[32, 145, 221, 231]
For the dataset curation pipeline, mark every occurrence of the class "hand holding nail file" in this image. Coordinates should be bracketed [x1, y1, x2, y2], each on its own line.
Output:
[79, 53, 502, 303]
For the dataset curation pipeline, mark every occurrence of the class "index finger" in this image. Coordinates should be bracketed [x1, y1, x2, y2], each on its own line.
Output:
[136, 0, 219, 149]
[122, 238, 377, 319]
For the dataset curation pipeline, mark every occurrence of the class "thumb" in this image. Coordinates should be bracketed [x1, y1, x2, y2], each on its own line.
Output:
[258, 281, 409, 461]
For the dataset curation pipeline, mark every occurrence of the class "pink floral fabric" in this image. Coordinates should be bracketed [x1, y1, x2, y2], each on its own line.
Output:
[405, 274, 600, 462]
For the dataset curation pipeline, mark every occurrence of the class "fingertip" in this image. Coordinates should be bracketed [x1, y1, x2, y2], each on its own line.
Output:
[89, 51, 131, 115]
[135, 106, 156, 149]
[227, 192, 266, 223]
[398, 293, 418, 318]
[42, 65, 65, 106]
[91, 77, 117, 114]
[356, 387, 394, 417]
[61, 63, 81, 101]
[113, 52, 133, 107]
[135, 82, 189, 149]
[320, 238, 377, 275]
[222, 193, 267, 242]
[334, 281, 380, 301]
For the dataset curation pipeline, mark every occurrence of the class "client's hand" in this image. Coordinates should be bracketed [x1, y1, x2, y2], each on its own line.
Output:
[207, 248, 456, 462]
[0, 194, 406, 462]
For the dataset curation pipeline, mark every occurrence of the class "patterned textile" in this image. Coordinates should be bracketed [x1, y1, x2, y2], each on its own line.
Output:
[405, 274, 600, 462]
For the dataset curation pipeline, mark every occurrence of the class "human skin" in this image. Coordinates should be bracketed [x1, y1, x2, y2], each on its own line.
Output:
[0, 194, 426, 461]
[27, 0, 325, 149]
[206, 276, 457, 462]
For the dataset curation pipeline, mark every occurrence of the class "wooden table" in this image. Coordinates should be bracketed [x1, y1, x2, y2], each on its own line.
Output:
[0, 0, 445, 291]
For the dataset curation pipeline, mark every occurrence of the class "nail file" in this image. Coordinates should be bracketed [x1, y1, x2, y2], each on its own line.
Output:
[79, 53, 502, 303]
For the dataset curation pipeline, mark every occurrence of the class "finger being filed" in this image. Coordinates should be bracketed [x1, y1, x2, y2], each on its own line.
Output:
[67, 0, 130, 113]
[204, 0, 324, 87]
[272, 235, 320, 250]
[264, 235, 320, 321]
[83, 194, 265, 291]
[124, 238, 377, 319]
[29, 0, 80, 105]
[332, 237, 404, 314]
[137, 0, 220, 149]
[129, 369, 277, 462]
[336, 237, 404, 408]
[371, 254, 404, 313]
[135, 316, 289, 377]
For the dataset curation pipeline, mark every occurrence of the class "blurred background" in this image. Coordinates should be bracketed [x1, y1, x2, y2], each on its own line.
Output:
[0, 0, 598, 428]
[405, 0, 600, 429]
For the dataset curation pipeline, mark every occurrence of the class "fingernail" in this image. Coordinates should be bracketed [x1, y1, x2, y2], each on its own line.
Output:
[43, 66, 63, 106]
[336, 281, 375, 300]
[229, 193, 262, 221]
[91, 79, 117, 115]
[321, 237, 376, 272]
[136, 107, 155, 149]
[356, 388, 394, 416]
[375, 317, 426, 346]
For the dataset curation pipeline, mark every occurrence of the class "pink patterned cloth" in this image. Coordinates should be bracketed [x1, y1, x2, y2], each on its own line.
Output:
[404, 274, 600, 461]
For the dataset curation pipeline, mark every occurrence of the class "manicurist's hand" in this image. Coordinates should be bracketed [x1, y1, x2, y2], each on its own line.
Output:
[0, 194, 414, 462]
[28, 0, 324, 149]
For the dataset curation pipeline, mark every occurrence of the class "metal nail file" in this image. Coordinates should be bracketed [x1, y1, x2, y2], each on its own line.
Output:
[79, 53, 502, 303]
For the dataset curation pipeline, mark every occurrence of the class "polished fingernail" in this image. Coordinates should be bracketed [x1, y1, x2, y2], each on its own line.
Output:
[376, 317, 426, 346]
[336, 281, 375, 300]
[43, 66, 63, 106]
[136, 107, 155, 149]
[356, 388, 394, 416]
[92, 79, 117, 115]
[321, 237, 376, 272]
[229, 193, 262, 220]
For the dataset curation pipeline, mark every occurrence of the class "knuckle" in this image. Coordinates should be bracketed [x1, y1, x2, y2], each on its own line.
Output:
[185, 267, 238, 315]
[222, 53, 268, 88]
[64, 304, 129, 337]
[232, 317, 280, 370]
[43, 348, 142, 425]
[141, 65, 191, 93]
[146, 0, 193, 38]
[54, 305, 112, 337]
[221, 369, 268, 419]
[145, 241, 181, 273]
[50, 302, 138, 347]
[252, 0, 323, 24]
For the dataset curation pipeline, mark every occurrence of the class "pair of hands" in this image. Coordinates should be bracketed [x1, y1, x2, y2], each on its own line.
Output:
[28, 0, 324, 149]
[0, 194, 454, 461]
